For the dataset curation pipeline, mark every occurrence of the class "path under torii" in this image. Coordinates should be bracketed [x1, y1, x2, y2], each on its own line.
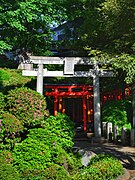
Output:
[22, 56, 113, 138]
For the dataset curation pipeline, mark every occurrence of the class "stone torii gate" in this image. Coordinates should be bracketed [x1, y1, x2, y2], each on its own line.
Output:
[22, 56, 113, 139]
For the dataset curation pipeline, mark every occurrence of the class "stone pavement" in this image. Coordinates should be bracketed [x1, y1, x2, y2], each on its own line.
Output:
[74, 140, 135, 179]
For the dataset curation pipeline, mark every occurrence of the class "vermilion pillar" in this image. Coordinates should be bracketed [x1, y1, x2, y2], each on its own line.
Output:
[87, 96, 91, 122]
[54, 97, 58, 116]
[73, 99, 75, 121]
[54, 88, 58, 116]
[83, 97, 87, 131]
[62, 99, 65, 113]
[59, 98, 63, 112]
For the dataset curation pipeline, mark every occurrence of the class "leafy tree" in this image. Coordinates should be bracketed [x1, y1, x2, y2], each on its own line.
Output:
[0, 0, 67, 55]
[64, 0, 135, 129]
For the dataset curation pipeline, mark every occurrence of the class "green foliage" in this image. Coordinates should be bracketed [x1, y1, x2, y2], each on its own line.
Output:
[102, 99, 132, 130]
[111, 54, 135, 83]
[7, 87, 49, 128]
[0, 68, 33, 93]
[74, 154, 123, 180]
[12, 138, 52, 171]
[21, 164, 69, 180]
[40, 165, 69, 180]
[26, 113, 74, 151]
[43, 113, 75, 151]
[12, 137, 80, 179]
[0, 92, 6, 112]
[64, 0, 135, 84]
[0, 150, 20, 180]
[0, 0, 67, 55]
[0, 55, 18, 69]
[0, 112, 23, 150]
[0, 41, 12, 54]
[11, 113, 80, 179]
[2, 112, 23, 133]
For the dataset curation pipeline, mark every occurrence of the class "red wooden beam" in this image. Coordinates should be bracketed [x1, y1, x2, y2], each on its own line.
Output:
[45, 91, 92, 97]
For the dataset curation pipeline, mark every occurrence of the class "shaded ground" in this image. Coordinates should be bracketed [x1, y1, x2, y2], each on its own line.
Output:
[74, 140, 135, 179]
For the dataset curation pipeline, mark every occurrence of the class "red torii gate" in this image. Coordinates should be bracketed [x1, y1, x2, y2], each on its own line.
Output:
[45, 84, 131, 131]
[45, 84, 93, 131]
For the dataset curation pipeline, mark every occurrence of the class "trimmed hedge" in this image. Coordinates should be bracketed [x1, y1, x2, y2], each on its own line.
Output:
[6, 87, 49, 128]
[12, 113, 80, 179]
[0, 151, 20, 180]
[73, 154, 124, 180]
[0, 68, 33, 93]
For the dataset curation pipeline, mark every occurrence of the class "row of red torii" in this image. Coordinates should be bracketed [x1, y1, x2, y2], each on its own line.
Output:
[22, 56, 113, 139]
[44, 84, 131, 132]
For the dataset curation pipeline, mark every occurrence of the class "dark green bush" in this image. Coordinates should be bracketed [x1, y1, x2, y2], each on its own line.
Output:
[75, 154, 124, 180]
[0, 150, 20, 180]
[0, 92, 6, 112]
[7, 87, 49, 128]
[2, 112, 23, 133]
[0, 55, 18, 69]
[0, 112, 23, 150]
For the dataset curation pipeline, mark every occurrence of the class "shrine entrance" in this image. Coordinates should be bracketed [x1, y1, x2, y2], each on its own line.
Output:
[22, 56, 113, 138]
[63, 98, 83, 124]
[45, 84, 94, 131]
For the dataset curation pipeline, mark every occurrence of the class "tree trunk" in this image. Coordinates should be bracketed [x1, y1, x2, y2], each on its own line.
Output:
[130, 81, 135, 146]
[132, 81, 135, 128]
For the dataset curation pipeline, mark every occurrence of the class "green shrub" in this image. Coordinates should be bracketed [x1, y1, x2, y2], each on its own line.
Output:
[27, 114, 74, 152]
[2, 112, 23, 133]
[12, 138, 52, 172]
[50, 145, 81, 174]
[20, 164, 69, 180]
[0, 92, 6, 112]
[0, 68, 33, 93]
[7, 87, 49, 128]
[0, 150, 20, 180]
[12, 113, 80, 179]
[75, 154, 124, 180]
[0, 112, 23, 150]
[42, 164, 69, 180]
[12, 137, 81, 179]
[43, 113, 75, 151]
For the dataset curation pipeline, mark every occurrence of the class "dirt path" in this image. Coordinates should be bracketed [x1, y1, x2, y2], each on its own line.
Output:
[74, 140, 135, 179]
